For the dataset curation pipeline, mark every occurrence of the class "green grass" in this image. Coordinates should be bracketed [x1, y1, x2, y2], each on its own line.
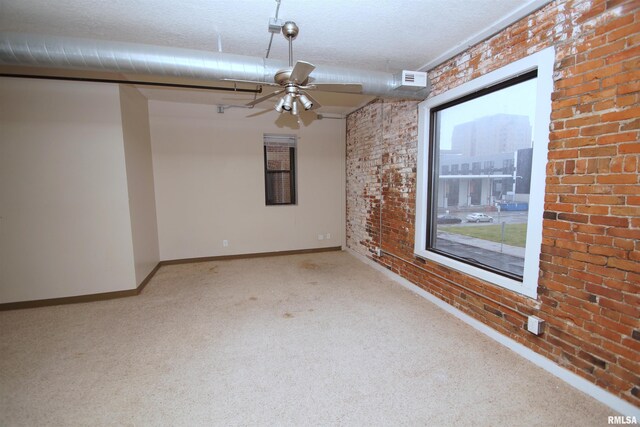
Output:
[440, 223, 528, 247]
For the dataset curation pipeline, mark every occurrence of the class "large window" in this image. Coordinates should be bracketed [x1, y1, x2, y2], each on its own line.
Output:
[264, 134, 297, 205]
[415, 48, 554, 297]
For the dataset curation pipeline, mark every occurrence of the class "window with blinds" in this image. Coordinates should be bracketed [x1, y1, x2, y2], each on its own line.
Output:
[264, 134, 297, 205]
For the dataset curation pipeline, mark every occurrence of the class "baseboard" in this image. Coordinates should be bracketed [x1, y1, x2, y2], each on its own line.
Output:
[158, 246, 342, 266]
[0, 261, 162, 311]
[0, 246, 342, 311]
[136, 262, 162, 294]
[347, 248, 640, 418]
[0, 287, 140, 311]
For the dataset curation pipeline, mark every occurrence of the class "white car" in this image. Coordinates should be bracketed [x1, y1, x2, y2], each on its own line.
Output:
[466, 213, 494, 223]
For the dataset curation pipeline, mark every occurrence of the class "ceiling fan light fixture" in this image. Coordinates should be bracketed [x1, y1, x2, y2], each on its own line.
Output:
[298, 93, 313, 110]
[227, 21, 351, 117]
[282, 93, 294, 111]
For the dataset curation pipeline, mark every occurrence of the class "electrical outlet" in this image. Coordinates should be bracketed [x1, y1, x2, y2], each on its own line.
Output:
[317, 234, 324, 240]
[223, 240, 229, 247]
[326, 233, 331, 239]
[527, 316, 545, 335]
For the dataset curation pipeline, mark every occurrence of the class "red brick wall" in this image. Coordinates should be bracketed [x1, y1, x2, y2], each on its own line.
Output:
[346, 0, 639, 406]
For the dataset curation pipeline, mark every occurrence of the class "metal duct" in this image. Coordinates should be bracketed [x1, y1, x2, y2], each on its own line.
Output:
[0, 32, 428, 100]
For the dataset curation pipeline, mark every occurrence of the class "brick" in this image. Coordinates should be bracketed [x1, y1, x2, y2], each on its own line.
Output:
[561, 175, 595, 184]
[556, 239, 589, 252]
[556, 75, 586, 89]
[601, 106, 640, 122]
[608, 228, 640, 239]
[586, 195, 626, 205]
[579, 146, 618, 157]
[623, 156, 637, 172]
[596, 131, 638, 145]
[588, 244, 628, 258]
[588, 39, 627, 60]
[618, 81, 640, 95]
[546, 203, 575, 213]
[575, 1, 607, 24]
[550, 129, 580, 140]
[572, 222, 606, 234]
[605, 45, 640, 66]
[553, 97, 581, 109]
[606, 21, 640, 43]
[570, 251, 608, 265]
[584, 63, 625, 84]
[603, 278, 636, 293]
[613, 238, 635, 251]
[586, 282, 624, 301]
[610, 206, 640, 216]
[565, 80, 603, 97]
[616, 93, 638, 107]
[608, 257, 640, 274]
[580, 123, 620, 136]
[602, 339, 640, 362]
[582, 87, 616, 103]
[559, 194, 586, 204]
[612, 185, 640, 194]
[576, 185, 614, 194]
[558, 213, 590, 223]
[593, 99, 616, 111]
[564, 137, 598, 148]
[591, 215, 629, 227]
[619, 143, 640, 154]
[597, 174, 638, 184]
[576, 205, 609, 215]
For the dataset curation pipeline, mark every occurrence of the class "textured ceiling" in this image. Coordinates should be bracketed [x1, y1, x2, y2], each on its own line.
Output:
[1, 0, 542, 73]
[0, 0, 546, 114]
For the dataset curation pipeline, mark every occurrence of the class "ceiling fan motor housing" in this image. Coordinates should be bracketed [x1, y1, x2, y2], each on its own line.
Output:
[274, 68, 293, 85]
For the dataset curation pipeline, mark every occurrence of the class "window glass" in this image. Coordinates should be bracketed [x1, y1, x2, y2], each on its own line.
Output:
[264, 135, 296, 205]
[429, 75, 537, 280]
[416, 47, 554, 297]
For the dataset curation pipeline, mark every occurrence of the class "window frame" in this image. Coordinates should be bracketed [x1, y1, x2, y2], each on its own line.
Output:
[263, 134, 297, 206]
[415, 47, 554, 298]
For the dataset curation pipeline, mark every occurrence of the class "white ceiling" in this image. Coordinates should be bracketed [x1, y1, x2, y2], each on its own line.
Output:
[1, 0, 544, 72]
[0, 0, 545, 113]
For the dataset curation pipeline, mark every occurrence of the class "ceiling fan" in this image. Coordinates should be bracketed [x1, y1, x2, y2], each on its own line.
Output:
[224, 21, 363, 115]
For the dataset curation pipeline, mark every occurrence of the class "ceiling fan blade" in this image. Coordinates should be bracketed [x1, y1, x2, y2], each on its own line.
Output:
[222, 78, 281, 87]
[307, 83, 363, 94]
[290, 61, 316, 84]
[300, 91, 322, 111]
[245, 90, 283, 107]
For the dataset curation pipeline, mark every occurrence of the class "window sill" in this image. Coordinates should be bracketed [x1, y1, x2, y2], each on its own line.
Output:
[413, 248, 538, 299]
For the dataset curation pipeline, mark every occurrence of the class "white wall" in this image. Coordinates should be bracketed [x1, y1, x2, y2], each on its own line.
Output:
[120, 85, 160, 285]
[0, 77, 137, 303]
[149, 101, 345, 260]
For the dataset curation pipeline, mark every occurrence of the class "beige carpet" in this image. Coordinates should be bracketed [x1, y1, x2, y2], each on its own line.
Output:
[1, 251, 611, 426]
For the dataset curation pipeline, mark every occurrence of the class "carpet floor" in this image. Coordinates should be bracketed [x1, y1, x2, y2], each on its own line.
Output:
[0, 251, 611, 426]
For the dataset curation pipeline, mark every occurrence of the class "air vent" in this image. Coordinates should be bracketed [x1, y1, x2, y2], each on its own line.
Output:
[394, 70, 428, 91]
